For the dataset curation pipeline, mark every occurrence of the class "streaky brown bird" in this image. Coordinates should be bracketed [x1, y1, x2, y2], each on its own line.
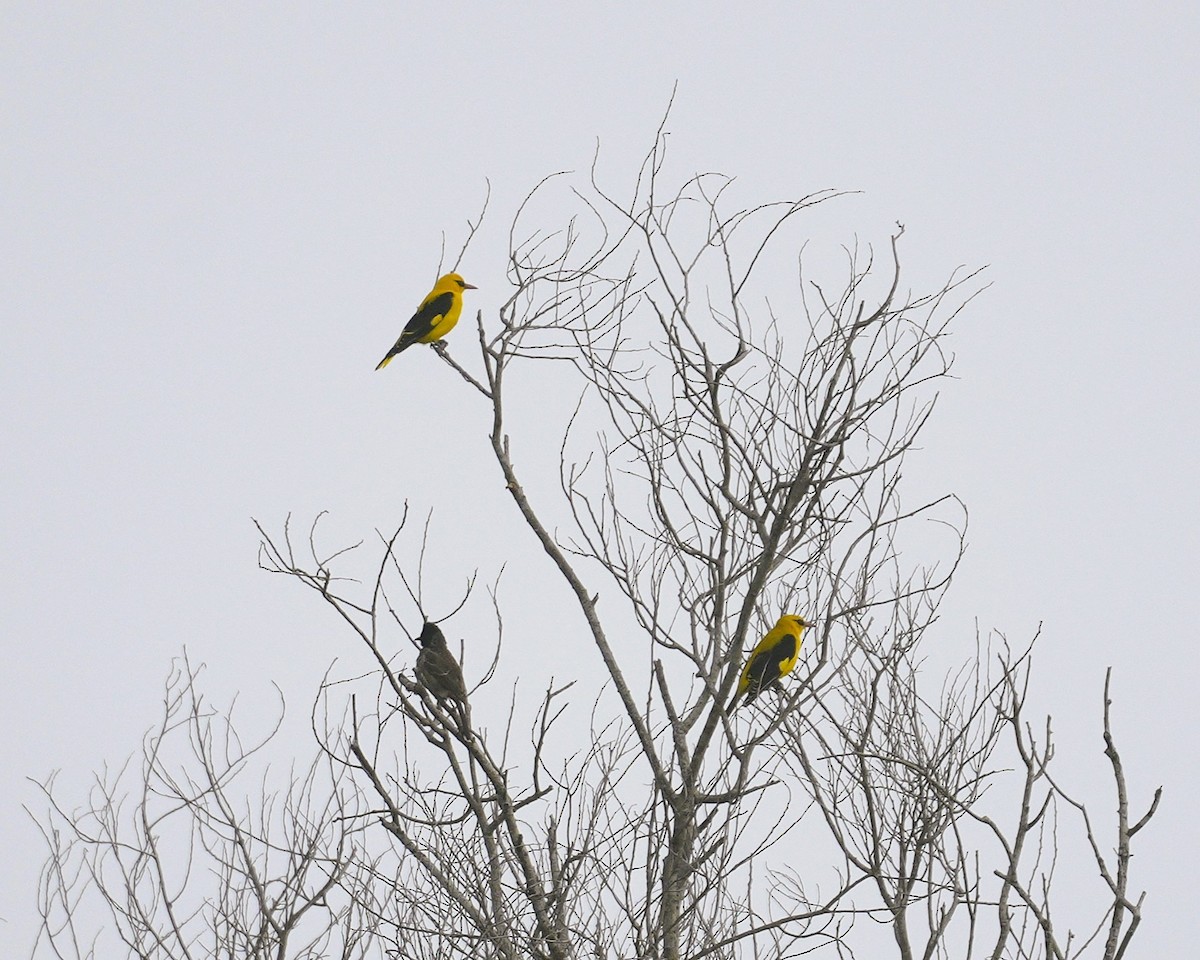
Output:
[414, 621, 469, 711]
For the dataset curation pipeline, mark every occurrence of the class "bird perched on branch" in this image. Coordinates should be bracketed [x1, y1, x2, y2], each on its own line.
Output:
[375, 272, 477, 370]
[729, 614, 809, 710]
[414, 621, 469, 713]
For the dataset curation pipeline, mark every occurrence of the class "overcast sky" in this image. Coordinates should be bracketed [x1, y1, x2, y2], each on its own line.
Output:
[3, 3, 1197, 956]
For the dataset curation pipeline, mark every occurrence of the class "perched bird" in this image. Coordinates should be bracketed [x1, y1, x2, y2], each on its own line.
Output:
[414, 621, 469, 711]
[730, 614, 809, 710]
[375, 272, 477, 370]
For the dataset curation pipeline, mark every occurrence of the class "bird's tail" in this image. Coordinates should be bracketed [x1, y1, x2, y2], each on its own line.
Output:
[376, 336, 414, 370]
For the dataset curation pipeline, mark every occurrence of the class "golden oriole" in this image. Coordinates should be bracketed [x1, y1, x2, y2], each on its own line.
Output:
[414, 621, 469, 710]
[375, 272, 476, 370]
[730, 614, 808, 710]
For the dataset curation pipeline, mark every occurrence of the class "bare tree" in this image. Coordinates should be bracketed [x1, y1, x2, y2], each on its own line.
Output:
[31, 130, 1159, 960]
[29, 655, 379, 959]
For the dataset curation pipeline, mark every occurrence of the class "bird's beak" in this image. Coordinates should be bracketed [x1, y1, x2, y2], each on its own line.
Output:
[463, 282, 478, 290]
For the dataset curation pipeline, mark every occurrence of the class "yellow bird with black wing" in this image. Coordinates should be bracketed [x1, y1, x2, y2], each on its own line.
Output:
[375, 272, 476, 370]
[729, 614, 809, 710]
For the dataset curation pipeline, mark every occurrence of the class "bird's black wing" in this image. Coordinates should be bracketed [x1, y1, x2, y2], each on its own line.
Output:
[743, 632, 798, 704]
[399, 291, 454, 345]
[376, 291, 455, 368]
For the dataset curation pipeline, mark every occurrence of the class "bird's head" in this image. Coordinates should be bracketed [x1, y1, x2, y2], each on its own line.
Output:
[781, 614, 809, 632]
[419, 621, 447, 648]
[441, 272, 477, 291]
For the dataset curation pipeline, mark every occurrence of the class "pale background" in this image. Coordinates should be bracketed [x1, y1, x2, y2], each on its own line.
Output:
[3, 3, 1197, 955]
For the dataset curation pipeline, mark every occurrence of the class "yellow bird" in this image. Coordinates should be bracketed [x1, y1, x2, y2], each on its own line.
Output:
[375, 272, 477, 370]
[730, 614, 809, 710]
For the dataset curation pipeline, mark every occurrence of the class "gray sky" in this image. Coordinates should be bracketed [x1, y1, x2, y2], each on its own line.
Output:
[3, 3, 1196, 955]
